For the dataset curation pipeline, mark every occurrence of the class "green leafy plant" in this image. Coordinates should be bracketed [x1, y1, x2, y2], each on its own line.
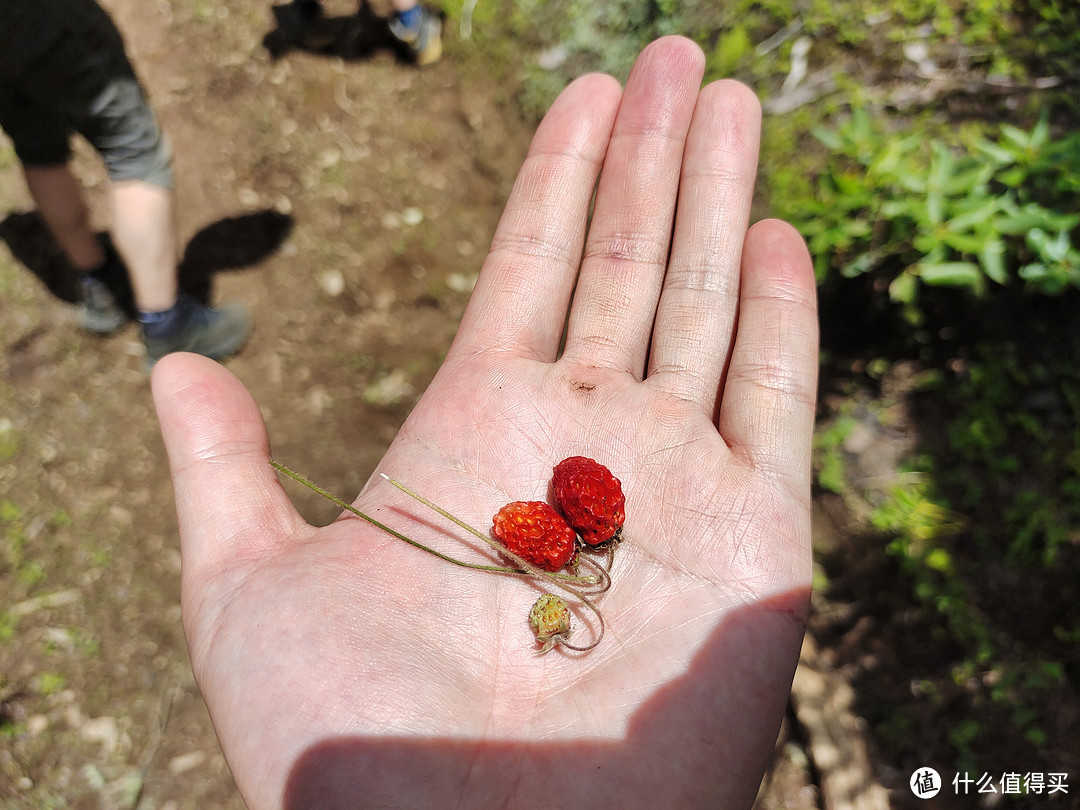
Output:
[782, 110, 1080, 317]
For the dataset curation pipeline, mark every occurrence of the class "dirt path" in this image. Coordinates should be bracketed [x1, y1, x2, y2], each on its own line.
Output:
[1, 2, 534, 806]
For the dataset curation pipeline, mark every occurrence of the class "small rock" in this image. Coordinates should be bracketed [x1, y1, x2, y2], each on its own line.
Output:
[842, 421, 876, 455]
[318, 148, 341, 168]
[537, 44, 568, 71]
[168, 750, 207, 775]
[306, 386, 332, 415]
[402, 207, 424, 226]
[445, 272, 478, 294]
[364, 369, 413, 406]
[318, 269, 346, 297]
[26, 714, 48, 736]
[81, 716, 123, 757]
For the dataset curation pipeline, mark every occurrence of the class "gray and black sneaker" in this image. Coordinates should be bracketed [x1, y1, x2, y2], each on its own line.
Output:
[142, 295, 253, 370]
[78, 274, 127, 334]
[388, 7, 442, 66]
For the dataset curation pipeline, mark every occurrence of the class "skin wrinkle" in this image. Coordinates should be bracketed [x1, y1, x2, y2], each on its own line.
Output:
[723, 487, 781, 576]
[582, 226, 673, 267]
[681, 170, 753, 242]
[466, 289, 564, 361]
[663, 244, 742, 294]
[507, 151, 592, 212]
[523, 73, 621, 161]
[647, 361, 710, 399]
[640, 455, 769, 582]
[730, 312, 816, 407]
[486, 217, 582, 265]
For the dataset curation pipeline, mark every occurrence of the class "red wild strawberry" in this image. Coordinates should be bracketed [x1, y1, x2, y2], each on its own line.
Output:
[553, 456, 625, 546]
[492, 501, 577, 572]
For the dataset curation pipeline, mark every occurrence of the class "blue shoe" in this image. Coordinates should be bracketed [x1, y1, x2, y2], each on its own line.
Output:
[389, 7, 442, 66]
[142, 295, 252, 370]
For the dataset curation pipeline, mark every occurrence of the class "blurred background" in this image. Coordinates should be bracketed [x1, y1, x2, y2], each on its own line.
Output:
[2, 1, 1078, 807]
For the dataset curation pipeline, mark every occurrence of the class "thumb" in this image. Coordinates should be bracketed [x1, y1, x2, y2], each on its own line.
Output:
[151, 352, 301, 577]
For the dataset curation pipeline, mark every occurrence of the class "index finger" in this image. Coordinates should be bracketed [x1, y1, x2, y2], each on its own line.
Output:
[449, 72, 622, 362]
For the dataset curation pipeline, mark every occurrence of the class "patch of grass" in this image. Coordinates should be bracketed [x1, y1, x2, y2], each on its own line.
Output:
[812, 415, 857, 495]
[36, 671, 66, 697]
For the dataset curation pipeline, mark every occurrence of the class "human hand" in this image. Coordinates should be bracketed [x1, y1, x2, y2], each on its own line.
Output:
[152, 35, 817, 810]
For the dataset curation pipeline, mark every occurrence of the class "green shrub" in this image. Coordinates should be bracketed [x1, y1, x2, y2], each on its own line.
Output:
[778, 110, 1080, 319]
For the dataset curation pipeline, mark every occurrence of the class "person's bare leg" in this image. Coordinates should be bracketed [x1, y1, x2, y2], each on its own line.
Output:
[109, 179, 177, 312]
[23, 164, 106, 272]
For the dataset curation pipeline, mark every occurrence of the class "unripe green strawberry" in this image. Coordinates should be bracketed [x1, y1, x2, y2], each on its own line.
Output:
[492, 500, 577, 571]
[553, 456, 625, 546]
[529, 593, 572, 652]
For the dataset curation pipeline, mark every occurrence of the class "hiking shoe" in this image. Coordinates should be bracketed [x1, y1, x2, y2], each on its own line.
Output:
[78, 274, 127, 334]
[389, 7, 442, 66]
[143, 295, 253, 370]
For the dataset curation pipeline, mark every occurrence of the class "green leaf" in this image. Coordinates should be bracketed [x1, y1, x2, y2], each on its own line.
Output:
[943, 162, 994, 196]
[918, 261, 984, 290]
[993, 202, 1079, 235]
[811, 126, 843, 152]
[1000, 123, 1030, 150]
[1030, 115, 1050, 151]
[927, 190, 944, 225]
[979, 238, 1007, 284]
[840, 248, 887, 278]
[889, 270, 918, 303]
[946, 198, 1000, 232]
[925, 547, 954, 574]
[882, 199, 917, 219]
[941, 230, 989, 255]
[974, 138, 1018, 166]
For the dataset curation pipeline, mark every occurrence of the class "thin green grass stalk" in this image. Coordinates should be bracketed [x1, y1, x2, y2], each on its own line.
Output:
[271, 461, 516, 575]
[269, 461, 603, 589]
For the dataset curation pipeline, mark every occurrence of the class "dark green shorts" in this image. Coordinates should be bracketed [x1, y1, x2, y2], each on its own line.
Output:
[0, 0, 173, 187]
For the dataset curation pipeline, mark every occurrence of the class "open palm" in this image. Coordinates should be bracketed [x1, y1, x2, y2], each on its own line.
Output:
[152, 36, 818, 810]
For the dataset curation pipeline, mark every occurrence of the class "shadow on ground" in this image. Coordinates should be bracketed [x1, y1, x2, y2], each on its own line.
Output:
[263, 0, 422, 63]
[0, 208, 293, 316]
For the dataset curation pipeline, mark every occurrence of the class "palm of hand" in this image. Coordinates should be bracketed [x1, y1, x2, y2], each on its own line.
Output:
[154, 37, 817, 810]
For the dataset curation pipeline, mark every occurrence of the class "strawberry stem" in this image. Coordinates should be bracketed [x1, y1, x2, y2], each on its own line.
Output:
[271, 461, 520, 575]
[380, 473, 606, 652]
[270, 461, 597, 585]
[379, 473, 602, 587]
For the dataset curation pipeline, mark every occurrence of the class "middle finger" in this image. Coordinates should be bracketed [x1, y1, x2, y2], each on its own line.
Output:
[560, 37, 705, 378]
